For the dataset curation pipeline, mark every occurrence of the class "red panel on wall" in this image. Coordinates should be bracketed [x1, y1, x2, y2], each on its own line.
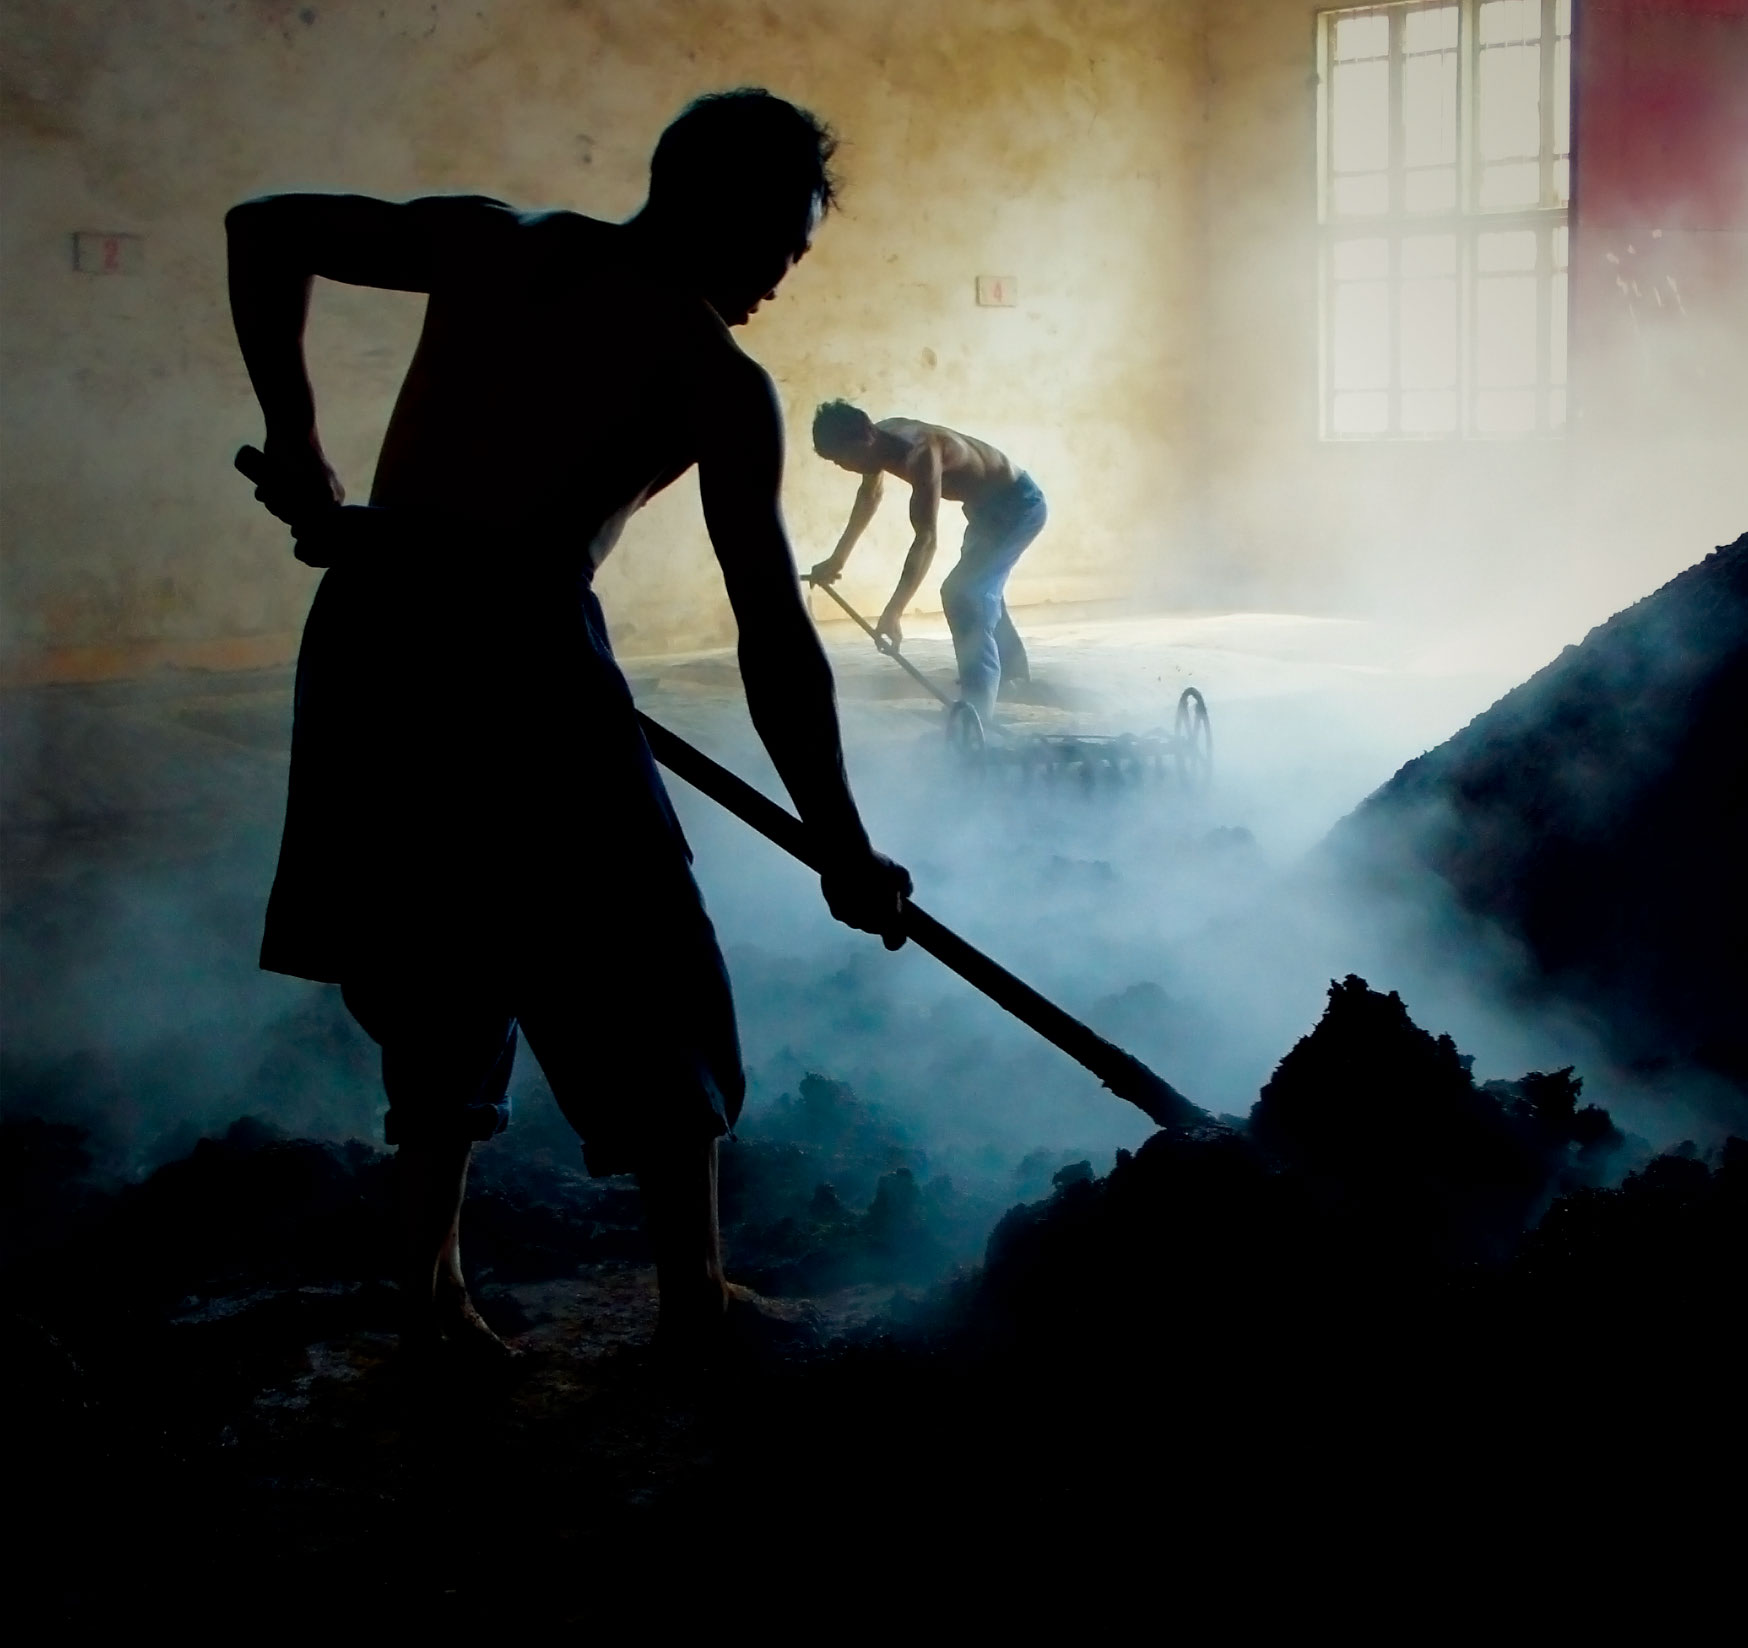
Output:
[1573, 0, 1748, 430]
[1577, 0, 1748, 230]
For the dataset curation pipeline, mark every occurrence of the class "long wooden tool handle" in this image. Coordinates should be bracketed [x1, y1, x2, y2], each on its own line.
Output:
[807, 577, 956, 707]
[637, 712, 1203, 1131]
[235, 444, 1196, 1130]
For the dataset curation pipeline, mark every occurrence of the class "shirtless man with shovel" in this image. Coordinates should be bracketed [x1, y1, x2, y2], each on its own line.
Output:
[227, 90, 910, 1364]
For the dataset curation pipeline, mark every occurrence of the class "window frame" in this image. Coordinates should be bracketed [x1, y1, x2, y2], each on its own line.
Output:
[1316, 0, 1572, 441]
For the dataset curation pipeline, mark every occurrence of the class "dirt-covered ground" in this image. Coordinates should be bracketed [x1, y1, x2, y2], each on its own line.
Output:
[10, 982, 1741, 1626]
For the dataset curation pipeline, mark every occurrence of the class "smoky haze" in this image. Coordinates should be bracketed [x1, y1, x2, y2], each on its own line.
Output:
[3, 0, 1746, 1220]
[7, 541, 1740, 1211]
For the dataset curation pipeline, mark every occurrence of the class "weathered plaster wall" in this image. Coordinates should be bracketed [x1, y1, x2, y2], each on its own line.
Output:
[0, 0, 1205, 680]
[1196, 0, 1748, 644]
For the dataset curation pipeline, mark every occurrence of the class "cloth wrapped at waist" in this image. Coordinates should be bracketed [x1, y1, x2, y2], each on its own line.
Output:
[261, 503, 683, 982]
[289, 502, 550, 569]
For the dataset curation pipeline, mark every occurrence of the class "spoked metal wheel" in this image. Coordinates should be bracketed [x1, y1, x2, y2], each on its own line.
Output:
[1173, 687, 1212, 795]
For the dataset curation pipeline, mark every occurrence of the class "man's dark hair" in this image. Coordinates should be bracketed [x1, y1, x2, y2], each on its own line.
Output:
[813, 400, 873, 453]
[649, 88, 839, 232]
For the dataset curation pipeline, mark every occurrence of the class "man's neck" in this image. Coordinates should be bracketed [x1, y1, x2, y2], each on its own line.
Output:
[622, 211, 676, 268]
[873, 428, 914, 474]
[621, 211, 712, 293]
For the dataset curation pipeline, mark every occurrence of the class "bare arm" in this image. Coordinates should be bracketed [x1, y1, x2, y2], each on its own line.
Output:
[810, 471, 884, 584]
[697, 356, 910, 939]
[875, 440, 942, 645]
[225, 192, 511, 520]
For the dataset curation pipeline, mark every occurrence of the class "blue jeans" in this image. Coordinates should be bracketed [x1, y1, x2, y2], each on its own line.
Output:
[940, 472, 1046, 716]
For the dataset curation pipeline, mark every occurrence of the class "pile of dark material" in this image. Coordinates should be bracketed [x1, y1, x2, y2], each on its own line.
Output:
[718, 1073, 1003, 1294]
[8, 979, 1742, 1616]
[1250, 974, 1619, 1262]
[712, 979, 1742, 1567]
[959, 974, 1664, 1369]
[1331, 532, 1748, 1087]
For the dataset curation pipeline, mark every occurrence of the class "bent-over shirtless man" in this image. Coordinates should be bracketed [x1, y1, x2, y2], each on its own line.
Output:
[227, 90, 910, 1363]
[809, 404, 1047, 718]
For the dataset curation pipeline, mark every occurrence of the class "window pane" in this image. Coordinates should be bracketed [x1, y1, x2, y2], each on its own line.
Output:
[1318, 0, 1569, 444]
[1550, 270, 1568, 384]
[1401, 233, 1455, 277]
[1333, 237, 1390, 279]
[1477, 275, 1538, 386]
[1402, 389, 1458, 432]
[1478, 229, 1537, 271]
[1480, 0, 1537, 46]
[1475, 388, 1537, 432]
[1333, 391, 1389, 433]
[1334, 12, 1389, 60]
[1333, 280, 1390, 388]
[1401, 277, 1458, 386]
[1404, 5, 1458, 53]
[1403, 50, 1458, 166]
[1333, 173, 1390, 215]
[1333, 58, 1390, 172]
[1480, 42, 1541, 160]
[1480, 161, 1540, 208]
[1554, 38, 1571, 154]
[1405, 168, 1457, 212]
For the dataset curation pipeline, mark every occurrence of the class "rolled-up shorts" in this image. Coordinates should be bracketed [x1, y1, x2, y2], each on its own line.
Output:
[276, 543, 745, 1178]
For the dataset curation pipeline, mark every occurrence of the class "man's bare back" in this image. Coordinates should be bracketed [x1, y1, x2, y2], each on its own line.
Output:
[367, 204, 765, 568]
[861, 418, 1020, 510]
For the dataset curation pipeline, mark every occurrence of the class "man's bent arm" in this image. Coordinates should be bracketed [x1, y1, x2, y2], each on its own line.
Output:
[699, 363, 875, 860]
[881, 442, 942, 624]
[818, 472, 884, 576]
[227, 193, 511, 511]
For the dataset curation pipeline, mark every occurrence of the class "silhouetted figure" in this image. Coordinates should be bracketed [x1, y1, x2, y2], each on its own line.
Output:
[227, 89, 911, 1363]
[809, 403, 1045, 717]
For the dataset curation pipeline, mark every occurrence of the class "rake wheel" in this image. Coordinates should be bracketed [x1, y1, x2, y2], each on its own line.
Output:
[1173, 687, 1212, 795]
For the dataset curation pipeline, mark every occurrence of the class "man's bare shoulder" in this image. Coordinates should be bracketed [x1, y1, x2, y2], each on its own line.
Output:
[691, 350, 785, 477]
[489, 207, 623, 286]
[872, 418, 1016, 493]
[512, 214, 757, 360]
[873, 416, 929, 444]
[874, 418, 967, 470]
[874, 417, 978, 457]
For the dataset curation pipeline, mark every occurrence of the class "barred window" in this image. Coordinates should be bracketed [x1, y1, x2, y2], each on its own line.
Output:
[1318, 0, 1571, 438]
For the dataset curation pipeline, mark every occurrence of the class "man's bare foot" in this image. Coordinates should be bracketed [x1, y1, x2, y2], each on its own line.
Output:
[433, 1273, 522, 1368]
[400, 1276, 521, 1383]
[652, 1282, 821, 1370]
[725, 1283, 820, 1347]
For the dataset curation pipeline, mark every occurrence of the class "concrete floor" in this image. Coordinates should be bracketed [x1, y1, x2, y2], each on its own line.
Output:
[655, 602, 1525, 855]
[0, 601, 1527, 852]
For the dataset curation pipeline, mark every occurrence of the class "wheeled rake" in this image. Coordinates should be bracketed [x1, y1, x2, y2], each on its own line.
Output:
[807, 574, 1213, 796]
